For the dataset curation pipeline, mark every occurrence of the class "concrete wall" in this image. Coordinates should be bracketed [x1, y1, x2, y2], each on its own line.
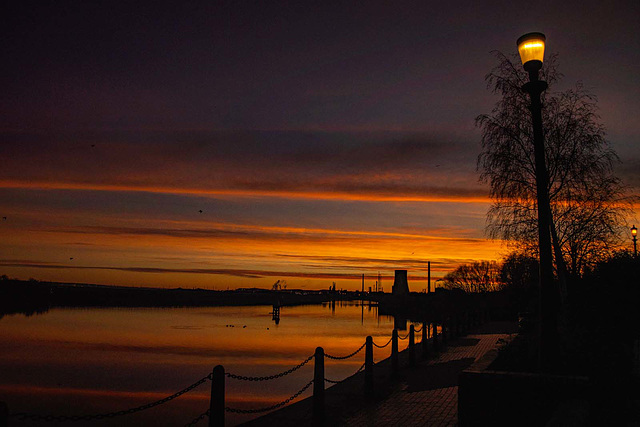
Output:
[458, 369, 589, 426]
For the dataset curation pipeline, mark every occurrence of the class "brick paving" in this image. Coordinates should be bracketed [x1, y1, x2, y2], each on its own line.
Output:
[340, 321, 516, 426]
[243, 321, 517, 427]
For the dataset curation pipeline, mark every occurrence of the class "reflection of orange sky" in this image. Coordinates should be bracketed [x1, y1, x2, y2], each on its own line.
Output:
[0, 304, 395, 414]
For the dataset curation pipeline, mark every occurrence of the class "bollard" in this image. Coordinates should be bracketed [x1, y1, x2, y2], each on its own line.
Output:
[210, 365, 225, 427]
[409, 324, 415, 367]
[432, 321, 438, 352]
[391, 329, 399, 373]
[313, 347, 325, 420]
[421, 322, 428, 359]
[365, 336, 374, 396]
[0, 401, 8, 427]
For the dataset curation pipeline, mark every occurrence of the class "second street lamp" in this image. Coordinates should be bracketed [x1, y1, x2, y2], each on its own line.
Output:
[517, 32, 560, 372]
[632, 225, 637, 257]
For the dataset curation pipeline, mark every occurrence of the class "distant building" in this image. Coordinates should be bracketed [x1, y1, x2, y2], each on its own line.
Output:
[392, 270, 409, 295]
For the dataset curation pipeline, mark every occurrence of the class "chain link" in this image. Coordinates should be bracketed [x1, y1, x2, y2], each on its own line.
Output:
[325, 341, 366, 360]
[324, 363, 366, 384]
[225, 380, 314, 414]
[397, 332, 410, 340]
[414, 325, 423, 333]
[372, 336, 393, 348]
[10, 374, 212, 423]
[225, 354, 313, 381]
[184, 409, 210, 427]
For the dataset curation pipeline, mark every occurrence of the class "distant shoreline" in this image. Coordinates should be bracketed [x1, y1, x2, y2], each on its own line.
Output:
[0, 278, 351, 318]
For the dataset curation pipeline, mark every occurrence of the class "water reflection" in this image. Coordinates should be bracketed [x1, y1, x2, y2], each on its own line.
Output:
[1, 302, 399, 426]
[271, 304, 280, 325]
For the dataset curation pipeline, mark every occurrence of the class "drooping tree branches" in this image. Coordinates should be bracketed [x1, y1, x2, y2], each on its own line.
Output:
[477, 52, 631, 277]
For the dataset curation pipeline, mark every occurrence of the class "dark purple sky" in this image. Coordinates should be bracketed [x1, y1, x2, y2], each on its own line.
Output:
[1, 0, 638, 289]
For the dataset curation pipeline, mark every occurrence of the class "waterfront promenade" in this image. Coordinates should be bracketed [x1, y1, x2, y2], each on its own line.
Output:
[244, 320, 518, 426]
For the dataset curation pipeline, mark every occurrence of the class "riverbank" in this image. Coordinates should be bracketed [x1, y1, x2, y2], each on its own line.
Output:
[0, 278, 337, 318]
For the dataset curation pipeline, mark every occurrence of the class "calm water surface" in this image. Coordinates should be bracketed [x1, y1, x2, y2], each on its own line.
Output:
[1, 302, 415, 426]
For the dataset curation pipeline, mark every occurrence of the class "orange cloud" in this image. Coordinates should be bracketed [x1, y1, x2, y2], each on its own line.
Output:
[0, 179, 489, 203]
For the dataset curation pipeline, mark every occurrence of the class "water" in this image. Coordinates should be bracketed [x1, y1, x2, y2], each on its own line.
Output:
[0, 301, 411, 426]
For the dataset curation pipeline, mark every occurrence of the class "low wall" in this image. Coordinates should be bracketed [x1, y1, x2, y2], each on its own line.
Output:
[459, 370, 589, 426]
[458, 345, 589, 426]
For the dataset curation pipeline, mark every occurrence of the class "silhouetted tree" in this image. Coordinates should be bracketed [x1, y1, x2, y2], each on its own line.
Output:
[439, 260, 502, 293]
[500, 251, 539, 311]
[477, 52, 631, 279]
[500, 252, 538, 291]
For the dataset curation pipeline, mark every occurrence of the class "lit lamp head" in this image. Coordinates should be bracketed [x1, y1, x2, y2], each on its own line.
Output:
[517, 32, 546, 81]
[632, 225, 638, 238]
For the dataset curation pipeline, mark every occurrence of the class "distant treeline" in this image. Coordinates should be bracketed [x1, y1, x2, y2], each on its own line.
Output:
[0, 278, 335, 318]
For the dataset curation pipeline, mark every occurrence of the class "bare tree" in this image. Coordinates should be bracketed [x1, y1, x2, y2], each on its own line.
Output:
[477, 52, 631, 279]
[439, 260, 502, 293]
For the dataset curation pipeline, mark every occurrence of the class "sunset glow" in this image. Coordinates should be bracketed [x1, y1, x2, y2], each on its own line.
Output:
[1, 2, 638, 291]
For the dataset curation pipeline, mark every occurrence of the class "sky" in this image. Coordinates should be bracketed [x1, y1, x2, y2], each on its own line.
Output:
[1, 0, 639, 291]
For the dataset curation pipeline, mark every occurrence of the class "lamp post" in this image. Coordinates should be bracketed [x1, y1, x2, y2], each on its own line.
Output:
[632, 225, 638, 257]
[517, 32, 559, 371]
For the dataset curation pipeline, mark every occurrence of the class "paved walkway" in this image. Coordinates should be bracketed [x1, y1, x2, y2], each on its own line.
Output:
[243, 321, 518, 427]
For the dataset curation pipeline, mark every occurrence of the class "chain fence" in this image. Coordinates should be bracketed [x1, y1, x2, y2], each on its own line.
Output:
[414, 325, 423, 333]
[397, 331, 410, 340]
[325, 341, 366, 360]
[225, 380, 314, 414]
[184, 409, 210, 427]
[225, 354, 314, 381]
[324, 363, 366, 384]
[9, 373, 212, 423]
[7, 328, 412, 425]
[372, 336, 393, 348]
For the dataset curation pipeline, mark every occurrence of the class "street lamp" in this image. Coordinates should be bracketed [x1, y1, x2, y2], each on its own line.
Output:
[517, 32, 546, 80]
[632, 225, 638, 256]
[517, 32, 559, 372]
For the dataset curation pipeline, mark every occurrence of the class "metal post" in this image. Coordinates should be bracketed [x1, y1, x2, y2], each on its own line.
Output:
[0, 401, 8, 427]
[210, 365, 225, 427]
[313, 347, 325, 420]
[441, 319, 447, 346]
[450, 316, 456, 338]
[391, 329, 399, 373]
[523, 71, 559, 372]
[427, 261, 431, 293]
[421, 322, 428, 359]
[432, 321, 438, 352]
[365, 336, 373, 396]
[409, 324, 415, 367]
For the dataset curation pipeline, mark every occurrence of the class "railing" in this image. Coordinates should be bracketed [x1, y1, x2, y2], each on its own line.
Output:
[0, 310, 487, 426]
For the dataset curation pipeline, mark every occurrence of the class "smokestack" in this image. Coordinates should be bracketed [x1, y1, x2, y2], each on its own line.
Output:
[392, 270, 409, 296]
